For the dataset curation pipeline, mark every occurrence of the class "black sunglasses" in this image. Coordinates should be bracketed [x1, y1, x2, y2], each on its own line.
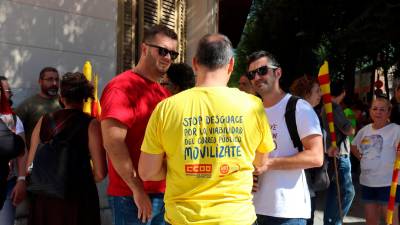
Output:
[246, 65, 278, 80]
[146, 43, 179, 60]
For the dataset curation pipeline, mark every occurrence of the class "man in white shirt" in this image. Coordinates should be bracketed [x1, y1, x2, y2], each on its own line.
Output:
[247, 51, 323, 225]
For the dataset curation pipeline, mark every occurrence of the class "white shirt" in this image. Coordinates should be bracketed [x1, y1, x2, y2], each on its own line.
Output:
[352, 123, 400, 187]
[0, 114, 24, 135]
[253, 94, 322, 218]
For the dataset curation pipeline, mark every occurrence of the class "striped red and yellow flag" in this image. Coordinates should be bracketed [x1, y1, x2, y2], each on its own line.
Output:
[318, 61, 337, 147]
[91, 74, 101, 119]
[387, 142, 400, 225]
[82, 61, 101, 118]
[83, 61, 93, 115]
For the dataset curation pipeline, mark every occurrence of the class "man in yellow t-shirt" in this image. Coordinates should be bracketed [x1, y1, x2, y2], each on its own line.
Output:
[139, 34, 275, 225]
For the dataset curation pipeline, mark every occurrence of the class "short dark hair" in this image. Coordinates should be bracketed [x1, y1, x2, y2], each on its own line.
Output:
[247, 50, 280, 69]
[143, 24, 178, 43]
[0, 76, 7, 81]
[61, 72, 94, 103]
[330, 81, 345, 97]
[195, 34, 233, 70]
[39, 67, 59, 79]
[167, 63, 195, 91]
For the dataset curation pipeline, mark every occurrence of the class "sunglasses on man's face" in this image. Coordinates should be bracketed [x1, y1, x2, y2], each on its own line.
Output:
[246, 65, 278, 80]
[146, 43, 179, 60]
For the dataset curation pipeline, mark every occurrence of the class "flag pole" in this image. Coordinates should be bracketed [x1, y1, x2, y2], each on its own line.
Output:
[318, 61, 343, 222]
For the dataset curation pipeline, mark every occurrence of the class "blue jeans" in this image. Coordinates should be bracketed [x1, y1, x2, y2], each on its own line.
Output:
[0, 178, 16, 225]
[256, 215, 306, 225]
[108, 193, 165, 225]
[324, 155, 355, 225]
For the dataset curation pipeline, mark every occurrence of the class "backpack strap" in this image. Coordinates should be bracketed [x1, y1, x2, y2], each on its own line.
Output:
[12, 114, 17, 125]
[0, 114, 18, 132]
[284, 95, 303, 151]
[40, 112, 79, 142]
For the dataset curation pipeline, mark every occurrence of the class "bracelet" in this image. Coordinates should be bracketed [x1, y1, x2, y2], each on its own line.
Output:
[17, 176, 26, 181]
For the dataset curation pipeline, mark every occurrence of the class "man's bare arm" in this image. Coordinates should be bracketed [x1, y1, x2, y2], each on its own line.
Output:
[101, 119, 142, 191]
[253, 151, 270, 174]
[101, 118, 152, 222]
[139, 152, 166, 181]
[266, 134, 323, 170]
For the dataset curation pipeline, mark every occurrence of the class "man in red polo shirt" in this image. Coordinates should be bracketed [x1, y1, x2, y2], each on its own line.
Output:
[100, 24, 178, 225]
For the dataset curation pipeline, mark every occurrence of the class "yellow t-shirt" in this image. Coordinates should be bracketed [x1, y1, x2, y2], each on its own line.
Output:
[142, 87, 275, 225]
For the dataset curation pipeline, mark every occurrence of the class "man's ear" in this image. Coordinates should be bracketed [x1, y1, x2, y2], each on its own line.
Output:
[192, 57, 199, 73]
[274, 67, 282, 79]
[227, 57, 235, 75]
[141, 43, 148, 56]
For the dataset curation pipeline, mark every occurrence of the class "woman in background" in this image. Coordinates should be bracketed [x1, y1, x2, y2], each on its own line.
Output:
[26, 72, 107, 225]
[351, 97, 400, 225]
[290, 75, 322, 225]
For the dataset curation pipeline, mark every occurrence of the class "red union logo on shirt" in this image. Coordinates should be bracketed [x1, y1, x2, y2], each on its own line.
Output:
[219, 163, 241, 177]
[220, 164, 230, 174]
[185, 164, 212, 174]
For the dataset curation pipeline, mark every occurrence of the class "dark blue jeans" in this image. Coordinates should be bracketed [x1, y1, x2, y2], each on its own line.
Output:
[108, 193, 165, 225]
[0, 178, 16, 225]
[256, 215, 306, 225]
[324, 155, 355, 225]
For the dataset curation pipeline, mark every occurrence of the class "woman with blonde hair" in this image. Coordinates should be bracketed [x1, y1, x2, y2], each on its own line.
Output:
[351, 97, 400, 225]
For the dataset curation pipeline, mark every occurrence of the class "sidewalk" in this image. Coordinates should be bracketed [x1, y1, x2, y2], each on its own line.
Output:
[313, 173, 366, 225]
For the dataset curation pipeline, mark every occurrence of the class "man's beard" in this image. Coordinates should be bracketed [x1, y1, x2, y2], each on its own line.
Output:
[44, 87, 59, 97]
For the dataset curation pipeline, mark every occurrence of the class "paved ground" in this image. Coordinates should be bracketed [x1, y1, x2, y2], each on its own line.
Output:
[15, 172, 367, 225]
[313, 173, 366, 225]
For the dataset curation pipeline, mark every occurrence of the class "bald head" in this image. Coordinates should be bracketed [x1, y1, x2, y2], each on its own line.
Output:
[194, 34, 234, 70]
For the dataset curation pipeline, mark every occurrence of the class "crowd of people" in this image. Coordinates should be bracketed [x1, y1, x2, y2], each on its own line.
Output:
[1, 23, 400, 225]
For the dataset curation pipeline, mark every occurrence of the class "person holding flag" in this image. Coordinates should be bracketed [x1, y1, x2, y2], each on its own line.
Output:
[351, 96, 400, 225]
[321, 80, 355, 225]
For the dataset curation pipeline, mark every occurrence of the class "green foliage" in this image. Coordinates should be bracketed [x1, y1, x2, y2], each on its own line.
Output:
[233, 0, 400, 90]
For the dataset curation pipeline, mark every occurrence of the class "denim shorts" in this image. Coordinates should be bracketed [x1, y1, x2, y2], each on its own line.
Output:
[361, 185, 400, 204]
